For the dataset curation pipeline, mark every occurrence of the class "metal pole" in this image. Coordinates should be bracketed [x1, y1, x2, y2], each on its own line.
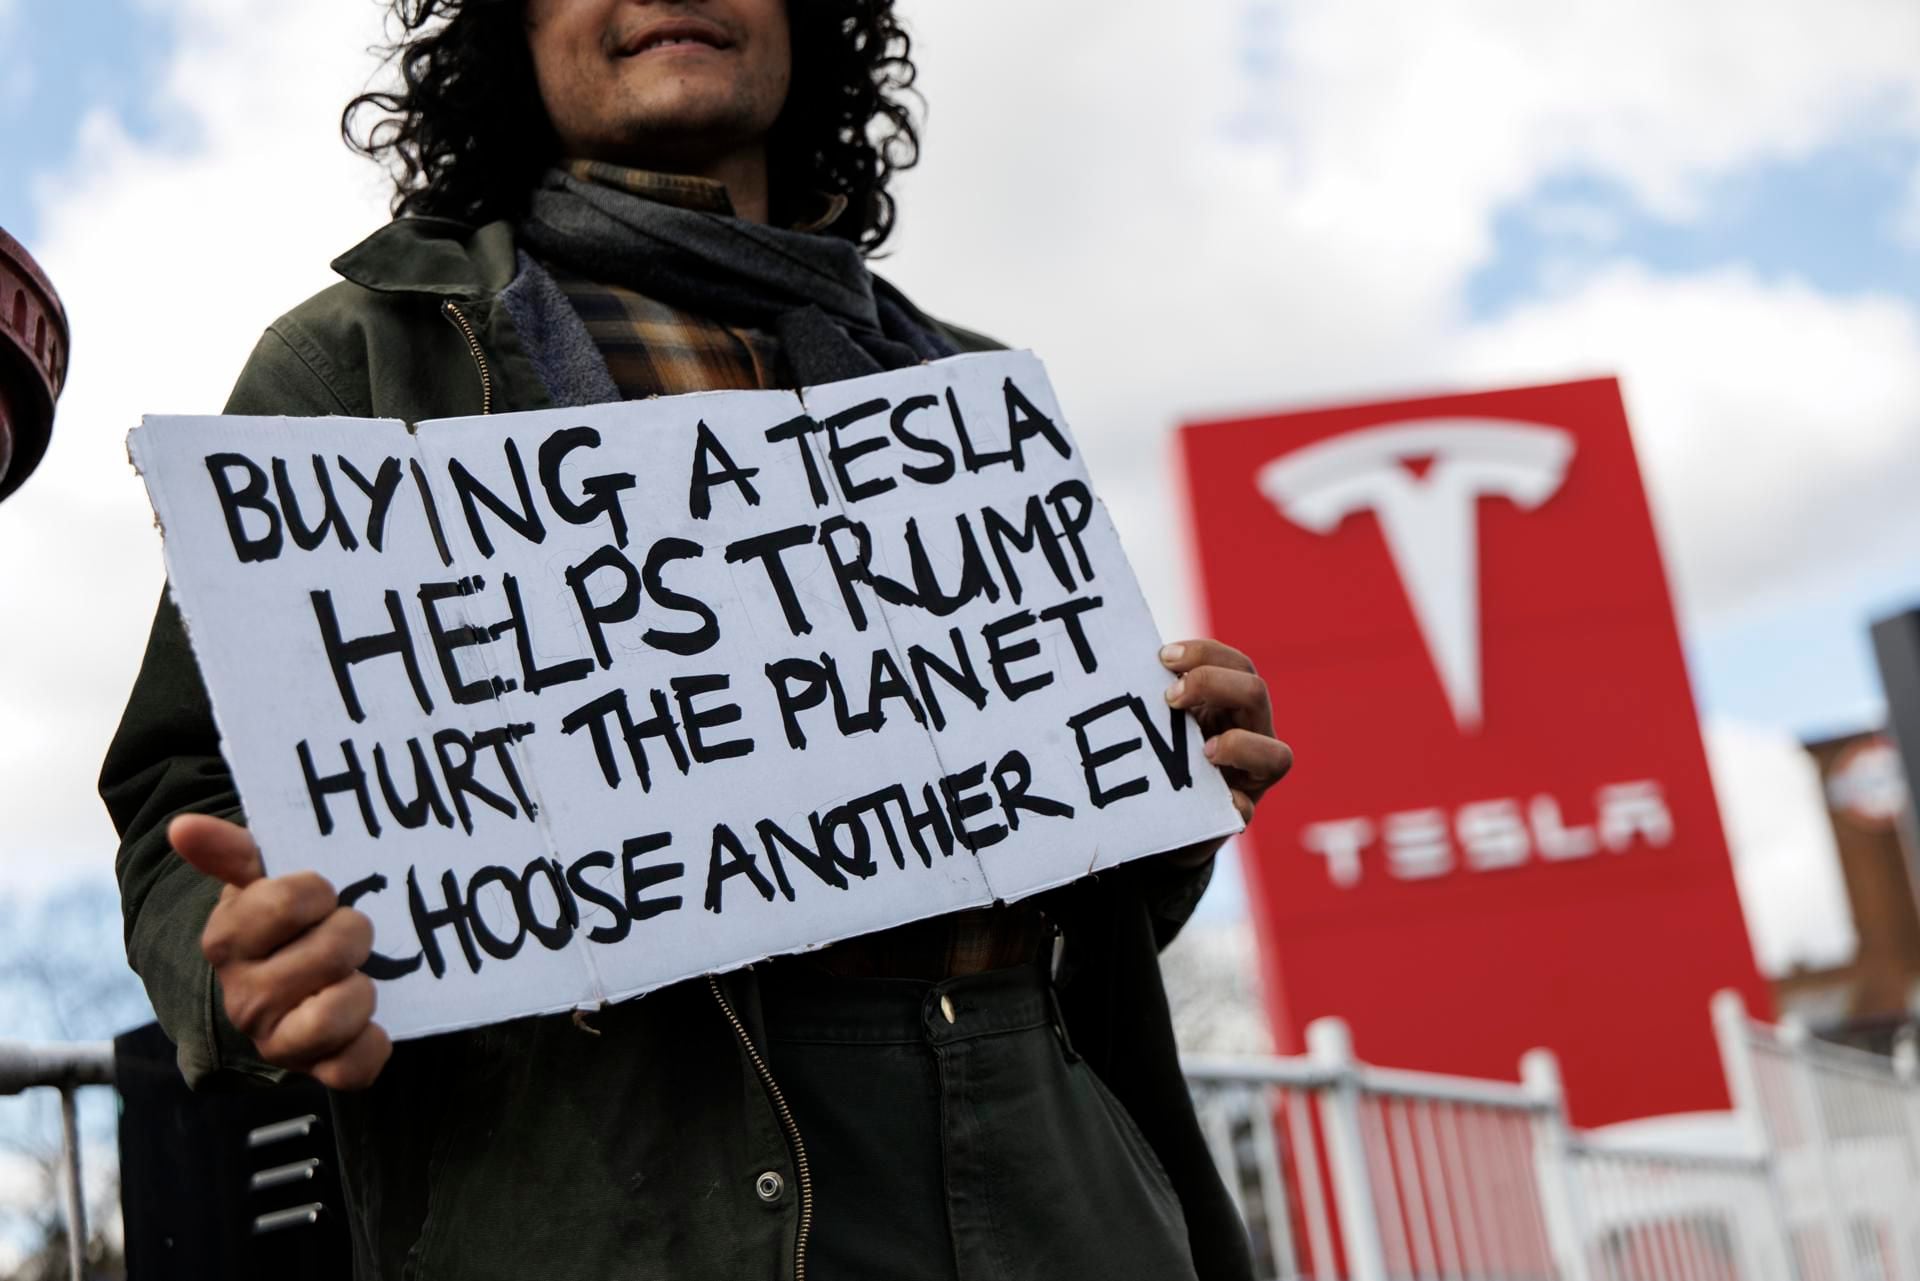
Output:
[1710, 989, 1799, 1281]
[1778, 1017, 1849, 1281]
[1520, 1048, 1592, 1281]
[1308, 1017, 1389, 1281]
[59, 1084, 86, 1281]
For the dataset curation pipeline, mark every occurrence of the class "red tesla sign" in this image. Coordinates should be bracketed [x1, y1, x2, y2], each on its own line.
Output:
[1180, 377, 1770, 1125]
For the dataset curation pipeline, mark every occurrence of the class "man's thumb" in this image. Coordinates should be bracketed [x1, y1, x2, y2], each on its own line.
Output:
[169, 813, 266, 888]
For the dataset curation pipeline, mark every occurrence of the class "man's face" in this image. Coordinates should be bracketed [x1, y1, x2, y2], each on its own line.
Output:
[525, 0, 791, 169]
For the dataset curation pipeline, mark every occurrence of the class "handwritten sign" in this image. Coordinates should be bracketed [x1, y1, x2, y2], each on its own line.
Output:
[130, 352, 1240, 1038]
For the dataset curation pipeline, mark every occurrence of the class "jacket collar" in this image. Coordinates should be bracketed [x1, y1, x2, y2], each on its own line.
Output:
[330, 216, 520, 301]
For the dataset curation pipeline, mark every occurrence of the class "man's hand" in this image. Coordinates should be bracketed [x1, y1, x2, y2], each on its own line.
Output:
[170, 814, 392, 1090]
[1160, 639, 1293, 864]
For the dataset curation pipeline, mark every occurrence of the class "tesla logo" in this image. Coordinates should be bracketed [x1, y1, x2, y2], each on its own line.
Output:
[1257, 420, 1575, 733]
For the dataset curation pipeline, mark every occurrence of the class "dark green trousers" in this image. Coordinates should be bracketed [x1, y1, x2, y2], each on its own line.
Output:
[762, 963, 1200, 1281]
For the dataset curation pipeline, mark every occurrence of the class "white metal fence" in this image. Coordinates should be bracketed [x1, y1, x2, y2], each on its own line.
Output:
[5, 992, 1919, 1281]
[0, 1039, 113, 1281]
[1185, 991, 1920, 1281]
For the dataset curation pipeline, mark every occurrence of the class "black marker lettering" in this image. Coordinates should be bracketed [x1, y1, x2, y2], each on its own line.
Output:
[567, 850, 629, 945]
[448, 440, 545, 557]
[756, 816, 846, 894]
[811, 803, 877, 879]
[705, 822, 777, 913]
[982, 609, 1054, 701]
[982, 495, 1076, 603]
[273, 454, 358, 552]
[519, 857, 575, 951]
[1044, 479, 1096, 580]
[310, 588, 433, 723]
[410, 458, 455, 568]
[432, 727, 520, 833]
[565, 544, 642, 669]
[823, 397, 898, 503]
[1003, 377, 1072, 469]
[336, 456, 404, 551]
[641, 537, 720, 656]
[1068, 695, 1149, 808]
[907, 629, 989, 731]
[205, 453, 282, 562]
[338, 873, 423, 980]
[297, 738, 380, 838]
[1038, 595, 1105, 674]
[940, 762, 1007, 851]
[672, 674, 753, 763]
[408, 866, 480, 979]
[497, 571, 592, 694]
[890, 394, 954, 484]
[688, 419, 761, 519]
[420, 577, 508, 705]
[990, 749, 1075, 830]
[621, 832, 684, 922]
[947, 386, 1012, 473]
[763, 412, 830, 506]
[466, 864, 531, 960]
[767, 655, 830, 749]
[725, 524, 816, 636]
[373, 738, 454, 831]
[540, 426, 635, 548]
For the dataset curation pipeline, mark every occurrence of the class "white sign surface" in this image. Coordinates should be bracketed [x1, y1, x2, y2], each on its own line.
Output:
[130, 352, 1241, 1038]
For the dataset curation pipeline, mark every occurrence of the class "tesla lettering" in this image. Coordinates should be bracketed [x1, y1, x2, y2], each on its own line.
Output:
[1300, 780, 1673, 887]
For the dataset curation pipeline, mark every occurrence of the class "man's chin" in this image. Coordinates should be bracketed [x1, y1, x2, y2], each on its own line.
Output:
[613, 72, 765, 124]
[599, 110, 769, 168]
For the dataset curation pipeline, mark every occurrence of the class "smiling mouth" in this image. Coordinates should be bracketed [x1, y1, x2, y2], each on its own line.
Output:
[619, 22, 734, 57]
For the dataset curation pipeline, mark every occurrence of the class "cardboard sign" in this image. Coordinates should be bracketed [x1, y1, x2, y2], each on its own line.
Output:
[1180, 377, 1770, 1126]
[131, 352, 1239, 1039]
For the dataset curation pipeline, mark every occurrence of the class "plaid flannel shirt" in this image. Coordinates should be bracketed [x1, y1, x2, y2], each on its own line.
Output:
[543, 159, 853, 396]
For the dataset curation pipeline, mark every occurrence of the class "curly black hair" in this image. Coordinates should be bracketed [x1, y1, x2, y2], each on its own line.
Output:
[343, 1, 921, 252]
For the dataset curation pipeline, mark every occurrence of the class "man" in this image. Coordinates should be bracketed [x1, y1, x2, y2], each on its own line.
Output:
[101, 2, 1294, 1277]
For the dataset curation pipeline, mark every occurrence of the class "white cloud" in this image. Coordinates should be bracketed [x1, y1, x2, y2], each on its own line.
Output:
[1704, 718, 1855, 976]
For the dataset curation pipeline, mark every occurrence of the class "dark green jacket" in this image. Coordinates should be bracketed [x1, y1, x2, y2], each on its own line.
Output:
[100, 216, 1254, 1281]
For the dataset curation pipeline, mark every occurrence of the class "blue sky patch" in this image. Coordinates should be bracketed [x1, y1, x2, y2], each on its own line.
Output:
[1468, 140, 1920, 320]
[0, 0, 178, 245]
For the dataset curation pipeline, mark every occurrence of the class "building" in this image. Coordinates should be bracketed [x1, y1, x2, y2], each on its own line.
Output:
[1772, 728, 1920, 1048]
[0, 226, 69, 501]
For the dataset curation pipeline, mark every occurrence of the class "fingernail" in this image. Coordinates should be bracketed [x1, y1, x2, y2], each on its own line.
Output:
[1165, 678, 1185, 704]
[1160, 643, 1184, 665]
[1203, 736, 1219, 760]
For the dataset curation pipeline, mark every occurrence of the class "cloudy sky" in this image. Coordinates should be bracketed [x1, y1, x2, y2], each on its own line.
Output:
[2, 0, 1917, 979]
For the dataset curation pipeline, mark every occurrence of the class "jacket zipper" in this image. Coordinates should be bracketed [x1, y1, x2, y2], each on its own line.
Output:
[441, 300, 494, 415]
[708, 975, 814, 1281]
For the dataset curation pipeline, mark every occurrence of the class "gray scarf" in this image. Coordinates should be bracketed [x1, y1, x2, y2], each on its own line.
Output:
[517, 168, 953, 385]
